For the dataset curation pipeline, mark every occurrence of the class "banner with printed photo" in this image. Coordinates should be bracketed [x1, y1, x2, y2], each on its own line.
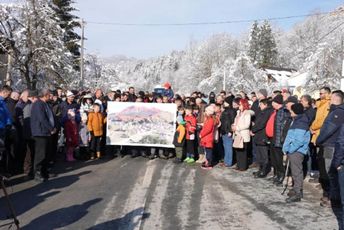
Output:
[106, 102, 177, 148]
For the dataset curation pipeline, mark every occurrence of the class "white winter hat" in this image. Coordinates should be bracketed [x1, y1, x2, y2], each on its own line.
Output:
[66, 91, 74, 97]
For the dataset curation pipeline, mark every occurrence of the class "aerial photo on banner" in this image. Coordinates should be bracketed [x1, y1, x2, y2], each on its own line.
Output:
[106, 102, 177, 147]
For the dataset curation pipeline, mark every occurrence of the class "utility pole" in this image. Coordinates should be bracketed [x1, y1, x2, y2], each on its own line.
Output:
[223, 69, 226, 91]
[341, 35, 344, 91]
[80, 19, 85, 89]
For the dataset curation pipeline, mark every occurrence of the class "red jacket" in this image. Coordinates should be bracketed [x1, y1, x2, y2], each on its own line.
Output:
[65, 120, 79, 147]
[185, 114, 197, 140]
[200, 116, 215, 148]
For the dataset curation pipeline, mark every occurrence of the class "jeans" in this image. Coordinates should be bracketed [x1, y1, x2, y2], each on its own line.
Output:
[204, 148, 213, 166]
[222, 135, 233, 166]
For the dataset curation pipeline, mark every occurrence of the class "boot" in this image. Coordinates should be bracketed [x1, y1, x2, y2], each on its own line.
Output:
[287, 189, 303, 198]
[274, 175, 284, 186]
[256, 171, 268, 178]
[66, 148, 76, 162]
[286, 193, 302, 203]
[96, 151, 101, 158]
[196, 154, 205, 164]
[253, 165, 263, 177]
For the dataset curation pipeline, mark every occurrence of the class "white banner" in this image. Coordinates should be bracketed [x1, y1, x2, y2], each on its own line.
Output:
[106, 102, 177, 148]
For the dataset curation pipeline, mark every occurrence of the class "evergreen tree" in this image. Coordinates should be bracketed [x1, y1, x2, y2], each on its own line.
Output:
[257, 20, 278, 68]
[51, 0, 80, 69]
[248, 21, 260, 64]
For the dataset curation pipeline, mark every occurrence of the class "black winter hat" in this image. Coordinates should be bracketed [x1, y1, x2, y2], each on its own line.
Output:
[285, 96, 298, 104]
[224, 96, 233, 105]
[272, 94, 283, 105]
[291, 103, 304, 115]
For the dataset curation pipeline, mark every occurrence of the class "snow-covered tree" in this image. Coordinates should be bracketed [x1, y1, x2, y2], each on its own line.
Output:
[51, 0, 80, 70]
[248, 21, 260, 64]
[0, 1, 77, 89]
[228, 53, 273, 93]
[257, 20, 278, 68]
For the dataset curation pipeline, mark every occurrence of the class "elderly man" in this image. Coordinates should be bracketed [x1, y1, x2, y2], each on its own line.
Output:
[22, 90, 38, 178]
[31, 89, 56, 182]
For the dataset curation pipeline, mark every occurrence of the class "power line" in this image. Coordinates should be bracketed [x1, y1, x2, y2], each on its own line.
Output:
[86, 12, 332, 26]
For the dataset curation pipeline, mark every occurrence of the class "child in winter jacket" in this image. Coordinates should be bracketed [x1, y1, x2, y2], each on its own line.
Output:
[173, 119, 186, 163]
[64, 109, 79, 162]
[79, 113, 90, 159]
[87, 103, 106, 159]
[200, 105, 216, 169]
[283, 103, 311, 203]
[184, 105, 197, 164]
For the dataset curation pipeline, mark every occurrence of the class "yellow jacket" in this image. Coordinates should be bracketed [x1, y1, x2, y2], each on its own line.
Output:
[87, 112, 106, 137]
[310, 97, 330, 144]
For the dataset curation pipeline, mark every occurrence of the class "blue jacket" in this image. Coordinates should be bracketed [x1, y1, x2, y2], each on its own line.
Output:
[164, 89, 174, 100]
[332, 124, 344, 168]
[31, 99, 55, 137]
[0, 96, 12, 130]
[316, 104, 344, 147]
[282, 114, 311, 155]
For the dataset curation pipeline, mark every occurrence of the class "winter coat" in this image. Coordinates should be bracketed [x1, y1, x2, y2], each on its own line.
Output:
[200, 115, 215, 148]
[128, 93, 137, 102]
[173, 124, 186, 147]
[79, 122, 89, 147]
[31, 99, 55, 137]
[23, 103, 33, 139]
[233, 110, 253, 143]
[0, 96, 12, 130]
[49, 100, 62, 130]
[163, 89, 174, 100]
[5, 97, 17, 124]
[272, 106, 291, 148]
[252, 107, 273, 146]
[316, 104, 344, 147]
[185, 114, 197, 140]
[220, 107, 236, 135]
[251, 100, 260, 122]
[304, 107, 316, 127]
[331, 124, 344, 168]
[87, 112, 106, 137]
[64, 120, 79, 147]
[311, 97, 330, 144]
[15, 100, 29, 139]
[80, 102, 93, 116]
[282, 114, 311, 155]
[60, 100, 80, 124]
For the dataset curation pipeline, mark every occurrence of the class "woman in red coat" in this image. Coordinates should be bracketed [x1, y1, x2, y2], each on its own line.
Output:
[199, 105, 216, 169]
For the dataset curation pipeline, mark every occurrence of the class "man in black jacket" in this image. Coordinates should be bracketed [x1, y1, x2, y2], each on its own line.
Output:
[220, 96, 236, 167]
[252, 99, 273, 178]
[31, 89, 56, 182]
[316, 90, 344, 207]
[331, 124, 344, 225]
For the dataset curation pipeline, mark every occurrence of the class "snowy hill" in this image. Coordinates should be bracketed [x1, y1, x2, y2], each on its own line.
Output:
[83, 7, 344, 95]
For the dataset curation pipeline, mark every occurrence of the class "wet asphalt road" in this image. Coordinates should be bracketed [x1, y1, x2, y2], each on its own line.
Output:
[0, 155, 339, 230]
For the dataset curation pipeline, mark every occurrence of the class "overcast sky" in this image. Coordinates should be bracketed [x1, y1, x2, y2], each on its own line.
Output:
[1, 0, 343, 58]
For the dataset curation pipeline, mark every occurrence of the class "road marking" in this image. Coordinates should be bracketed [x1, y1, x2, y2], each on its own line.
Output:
[139, 161, 175, 229]
[94, 160, 156, 229]
[178, 168, 196, 229]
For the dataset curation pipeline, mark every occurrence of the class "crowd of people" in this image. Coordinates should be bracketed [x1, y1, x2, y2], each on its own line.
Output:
[1, 83, 344, 214]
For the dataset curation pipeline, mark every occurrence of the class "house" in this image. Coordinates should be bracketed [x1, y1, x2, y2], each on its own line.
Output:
[262, 67, 297, 87]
